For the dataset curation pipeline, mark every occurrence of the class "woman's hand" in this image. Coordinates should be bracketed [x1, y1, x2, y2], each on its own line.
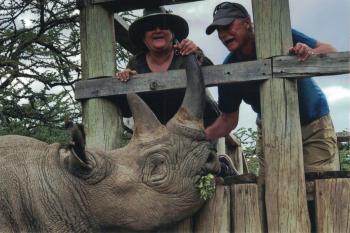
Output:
[116, 69, 137, 82]
[173, 38, 198, 56]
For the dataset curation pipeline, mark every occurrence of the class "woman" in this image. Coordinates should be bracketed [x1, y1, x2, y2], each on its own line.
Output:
[116, 6, 213, 124]
[117, 7, 211, 81]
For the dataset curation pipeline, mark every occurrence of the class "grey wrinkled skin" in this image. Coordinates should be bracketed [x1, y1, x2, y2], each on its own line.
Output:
[0, 55, 220, 232]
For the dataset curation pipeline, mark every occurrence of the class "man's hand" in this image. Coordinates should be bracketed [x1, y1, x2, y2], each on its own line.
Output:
[116, 69, 137, 82]
[173, 38, 198, 56]
[289, 42, 314, 62]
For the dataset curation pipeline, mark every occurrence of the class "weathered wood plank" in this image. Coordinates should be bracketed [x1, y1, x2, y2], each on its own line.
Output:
[74, 59, 271, 100]
[336, 131, 350, 142]
[305, 171, 350, 181]
[223, 173, 257, 186]
[91, 0, 203, 12]
[114, 14, 137, 54]
[80, 4, 124, 150]
[273, 51, 350, 78]
[74, 52, 349, 100]
[252, 0, 311, 232]
[315, 179, 350, 233]
[232, 184, 262, 233]
[159, 217, 193, 233]
[194, 185, 231, 233]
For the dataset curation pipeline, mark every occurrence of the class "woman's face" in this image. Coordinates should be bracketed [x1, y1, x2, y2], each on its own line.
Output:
[144, 26, 173, 52]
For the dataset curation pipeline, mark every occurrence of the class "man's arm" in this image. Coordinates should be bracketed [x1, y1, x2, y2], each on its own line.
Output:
[313, 41, 337, 54]
[289, 41, 337, 62]
[205, 111, 239, 140]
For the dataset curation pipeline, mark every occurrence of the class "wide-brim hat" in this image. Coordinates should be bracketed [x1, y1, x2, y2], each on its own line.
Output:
[129, 7, 189, 50]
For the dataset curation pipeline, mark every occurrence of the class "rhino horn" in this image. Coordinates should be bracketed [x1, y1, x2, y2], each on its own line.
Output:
[127, 93, 166, 141]
[167, 55, 205, 134]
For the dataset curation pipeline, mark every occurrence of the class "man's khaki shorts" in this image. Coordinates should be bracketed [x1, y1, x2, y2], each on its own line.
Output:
[256, 114, 338, 177]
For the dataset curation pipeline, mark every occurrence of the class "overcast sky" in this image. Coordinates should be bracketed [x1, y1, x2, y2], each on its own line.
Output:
[165, 0, 350, 132]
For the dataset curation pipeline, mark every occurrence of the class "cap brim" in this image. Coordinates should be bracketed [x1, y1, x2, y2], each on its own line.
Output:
[129, 14, 189, 50]
[206, 17, 234, 35]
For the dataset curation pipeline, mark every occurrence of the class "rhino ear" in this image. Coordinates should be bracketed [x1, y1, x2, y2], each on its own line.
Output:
[64, 121, 91, 176]
[65, 121, 87, 163]
[127, 93, 165, 140]
[65, 149, 92, 177]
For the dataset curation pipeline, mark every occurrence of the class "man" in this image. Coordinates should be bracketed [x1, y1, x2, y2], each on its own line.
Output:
[205, 2, 338, 176]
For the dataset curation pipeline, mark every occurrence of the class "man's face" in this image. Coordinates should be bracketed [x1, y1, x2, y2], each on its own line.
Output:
[217, 18, 250, 52]
[144, 27, 173, 52]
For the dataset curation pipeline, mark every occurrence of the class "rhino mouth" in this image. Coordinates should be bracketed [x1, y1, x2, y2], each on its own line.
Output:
[203, 150, 221, 175]
[195, 150, 220, 184]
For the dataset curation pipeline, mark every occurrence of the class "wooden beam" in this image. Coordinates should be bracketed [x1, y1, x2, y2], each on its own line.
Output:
[80, 4, 124, 150]
[232, 184, 263, 233]
[74, 52, 349, 100]
[336, 131, 350, 142]
[91, 0, 203, 12]
[74, 59, 271, 100]
[252, 0, 311, 232]
[194, 186, 231, 233]
[306, 171, 350, 181]
[273, 51, 350, 78]
[114, 14, 137, 54]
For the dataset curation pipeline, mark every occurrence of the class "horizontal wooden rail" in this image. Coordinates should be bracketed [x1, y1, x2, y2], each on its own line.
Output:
[74, 52, 349, 100]
[74, 59, 270, 100]
[336, 131, 350, 142]
[273, 51, 350, 78]
[91, 0, 203, 12]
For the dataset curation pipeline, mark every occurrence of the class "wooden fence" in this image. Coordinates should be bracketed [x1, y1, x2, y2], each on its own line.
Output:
[76, 0, 350, 232]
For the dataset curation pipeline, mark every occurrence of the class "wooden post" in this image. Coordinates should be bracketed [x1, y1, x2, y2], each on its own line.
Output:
[252, 0, 310, 232]
[159, 218, 193, 233]
[80, 4, 123, 149]
[232, 184, 262, 233]
[194, 185, 231, 233]
[315, 179, 350, 233]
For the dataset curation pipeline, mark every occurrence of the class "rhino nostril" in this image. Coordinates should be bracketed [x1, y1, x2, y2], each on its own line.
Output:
[204, 152, 220, 175]
[206, 152, 216, 164]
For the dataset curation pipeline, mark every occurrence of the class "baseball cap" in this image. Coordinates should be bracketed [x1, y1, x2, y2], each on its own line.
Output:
[206, 2, 249, 35]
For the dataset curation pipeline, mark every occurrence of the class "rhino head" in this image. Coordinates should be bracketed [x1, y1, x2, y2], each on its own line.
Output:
[64, 55, 220, 231]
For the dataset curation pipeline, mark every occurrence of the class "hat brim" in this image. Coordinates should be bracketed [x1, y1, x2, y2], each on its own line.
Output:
[129, 14, 189, 50]
[206, 17, 234, 35]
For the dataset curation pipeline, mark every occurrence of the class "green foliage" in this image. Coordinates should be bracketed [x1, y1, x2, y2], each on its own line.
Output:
[245, 155, 260, 175]
[197, 173, 216, 201]
[0, 0, 134, 143]
[234, 127, 259, 174]
[0, 123, 70, 144]
[339, 141, 350, 171]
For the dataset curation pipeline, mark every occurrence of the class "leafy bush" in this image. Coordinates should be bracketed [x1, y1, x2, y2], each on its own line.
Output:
[339, 141, 350, 171]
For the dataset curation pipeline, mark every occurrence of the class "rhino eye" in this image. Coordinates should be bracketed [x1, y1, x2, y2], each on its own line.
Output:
[150, 157, 166, 176]
[142, 154, 169, 186]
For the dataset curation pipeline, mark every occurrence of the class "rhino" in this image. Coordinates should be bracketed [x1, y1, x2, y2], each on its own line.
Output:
[0, 55, 220, 232]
